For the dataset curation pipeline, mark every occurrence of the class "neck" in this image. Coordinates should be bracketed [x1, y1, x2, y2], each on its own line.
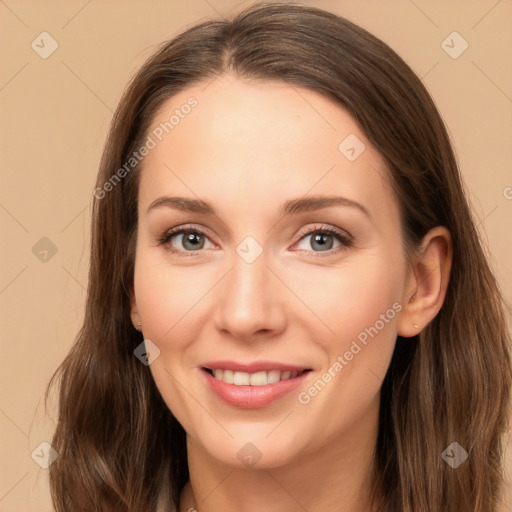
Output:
[180, 394, 382, 512]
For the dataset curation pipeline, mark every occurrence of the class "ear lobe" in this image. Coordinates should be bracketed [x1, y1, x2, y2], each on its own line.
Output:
[130, 289, 142, 331]
[397, 226, 453, 338]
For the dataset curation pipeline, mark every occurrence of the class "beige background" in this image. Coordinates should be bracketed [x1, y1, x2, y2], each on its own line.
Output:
[0, 1, 511, 510]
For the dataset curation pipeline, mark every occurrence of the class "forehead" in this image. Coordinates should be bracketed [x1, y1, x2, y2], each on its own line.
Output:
[137, 74, 398, 225]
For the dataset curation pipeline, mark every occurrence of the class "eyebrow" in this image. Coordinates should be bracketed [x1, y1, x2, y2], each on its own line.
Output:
[146, 195, 371, 219]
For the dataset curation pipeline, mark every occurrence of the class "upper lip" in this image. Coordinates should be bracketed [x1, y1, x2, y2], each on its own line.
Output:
[201, 360, 312, 373]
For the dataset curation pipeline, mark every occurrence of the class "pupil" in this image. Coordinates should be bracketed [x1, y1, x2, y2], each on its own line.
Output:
[183, 232, 203, 250]
[312, 234, 333, 251]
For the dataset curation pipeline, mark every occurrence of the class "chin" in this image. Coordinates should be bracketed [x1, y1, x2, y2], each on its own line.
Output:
[195, 428, 310, 470]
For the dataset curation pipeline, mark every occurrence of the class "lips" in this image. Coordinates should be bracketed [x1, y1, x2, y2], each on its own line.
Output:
[200, 360, 312, 408]
[201, 360, 311, 373]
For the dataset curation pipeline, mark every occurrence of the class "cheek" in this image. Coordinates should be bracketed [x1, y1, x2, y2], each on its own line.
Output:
[133, 250, 204, 432]
[287, 250, 403, 413]
[288, 250, 404, 346]
[300, 252, 403, 419]
[133, 250, 209, 348]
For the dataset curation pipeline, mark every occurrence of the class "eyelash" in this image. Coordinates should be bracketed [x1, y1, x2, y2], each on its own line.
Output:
[157, 223, 354, 259]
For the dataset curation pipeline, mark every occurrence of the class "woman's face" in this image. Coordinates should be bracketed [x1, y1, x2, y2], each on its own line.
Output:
[132, 74, 413, 468]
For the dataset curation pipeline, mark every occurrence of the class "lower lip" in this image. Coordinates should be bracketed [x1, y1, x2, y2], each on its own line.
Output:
[201, 368, 311, 409]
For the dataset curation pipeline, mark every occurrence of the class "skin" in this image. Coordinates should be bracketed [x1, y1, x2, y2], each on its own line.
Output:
[130, 74, 452, 512]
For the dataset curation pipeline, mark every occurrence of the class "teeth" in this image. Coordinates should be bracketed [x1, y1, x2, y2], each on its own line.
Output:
[267, 370, 281, 384]
[249, 371, 267, 386]
[210, 369, 304, 386]
[223, 369, 234, 384]
[233, 371, 250, 385]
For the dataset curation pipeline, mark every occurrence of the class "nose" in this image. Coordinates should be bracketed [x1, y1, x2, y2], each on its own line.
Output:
[213, 249, 287, 341]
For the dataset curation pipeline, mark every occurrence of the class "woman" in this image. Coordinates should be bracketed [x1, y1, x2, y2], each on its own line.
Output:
[45, 3, 512, 511]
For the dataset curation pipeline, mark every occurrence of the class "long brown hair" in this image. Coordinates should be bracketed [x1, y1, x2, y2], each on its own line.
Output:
[45, 3, 512, 511]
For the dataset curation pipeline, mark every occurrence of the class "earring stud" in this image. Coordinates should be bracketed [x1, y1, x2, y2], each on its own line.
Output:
[413, 323, 419, 330]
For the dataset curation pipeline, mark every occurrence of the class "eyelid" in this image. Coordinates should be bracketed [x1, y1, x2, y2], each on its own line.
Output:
[157, 223, 212, 242]
[294, 223, 353, 244]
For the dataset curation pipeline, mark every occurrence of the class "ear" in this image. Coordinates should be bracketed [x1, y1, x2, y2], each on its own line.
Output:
[397, 226, 453, 337]
[130, 288, 142, 332]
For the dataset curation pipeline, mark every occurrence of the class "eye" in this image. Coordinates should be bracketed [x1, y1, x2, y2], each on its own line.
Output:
[157, 223, 354, 258]
[294, 224, 354, 257]
[157, 224, 215, 256]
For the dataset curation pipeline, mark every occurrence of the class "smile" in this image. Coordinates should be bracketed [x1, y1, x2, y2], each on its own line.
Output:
[200, 361, 313, 408]
[205, 368, 309, 386]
